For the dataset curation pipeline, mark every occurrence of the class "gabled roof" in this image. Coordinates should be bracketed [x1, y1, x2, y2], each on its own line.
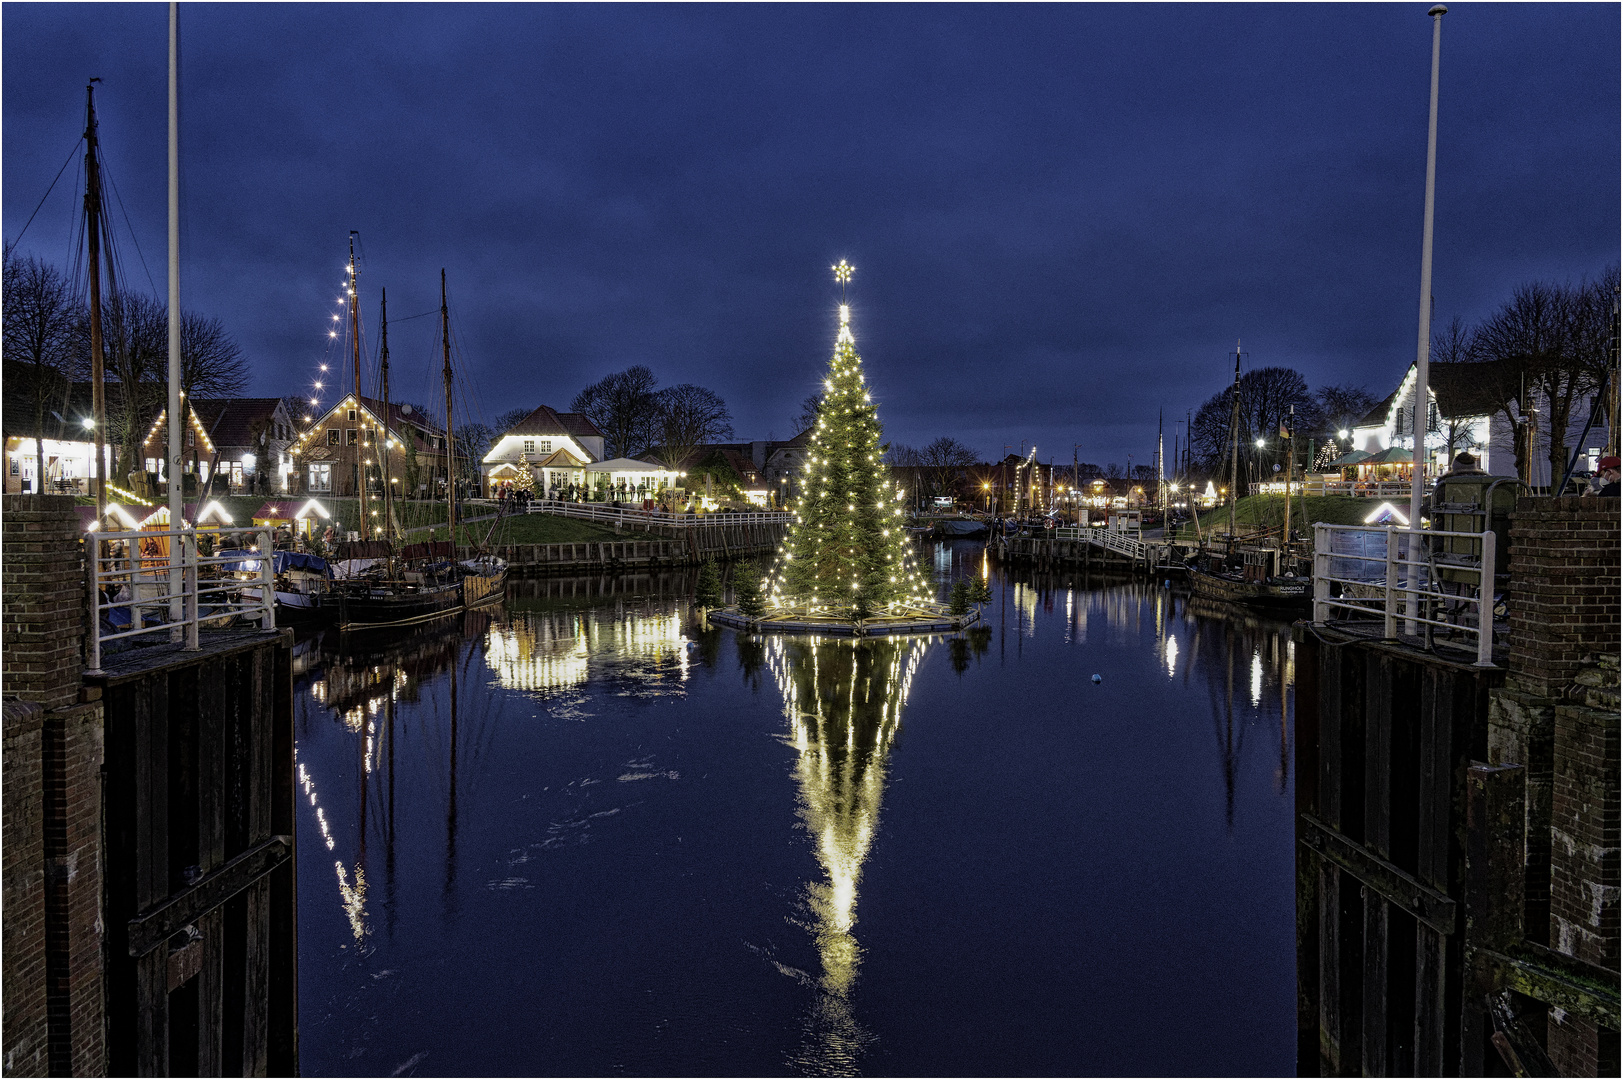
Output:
[535, 447, 588, 469]
[502, 405, 604, 440]
[1357, 360, 1514, 429]
[187, 398, 287, 449]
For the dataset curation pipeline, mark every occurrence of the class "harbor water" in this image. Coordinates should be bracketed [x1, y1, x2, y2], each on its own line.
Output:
[293, 540, 1299, 1076]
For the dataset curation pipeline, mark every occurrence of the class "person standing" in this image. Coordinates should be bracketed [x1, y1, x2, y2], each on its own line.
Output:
[1593, 455, 1620, 497]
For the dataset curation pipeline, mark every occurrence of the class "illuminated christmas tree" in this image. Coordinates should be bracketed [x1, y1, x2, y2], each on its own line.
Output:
[766, 262, 932, 618]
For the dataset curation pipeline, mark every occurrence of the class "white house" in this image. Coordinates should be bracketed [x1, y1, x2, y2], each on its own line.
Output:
[1347, 360, 1612, 490]
[481, 406, 605, 496]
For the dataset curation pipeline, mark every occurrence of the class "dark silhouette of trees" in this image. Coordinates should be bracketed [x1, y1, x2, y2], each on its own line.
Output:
[2, 247, 80, 486]
[569, 365, 660, 459]
[1188, 366, 1314, 473]
[650, 383, 733, 471]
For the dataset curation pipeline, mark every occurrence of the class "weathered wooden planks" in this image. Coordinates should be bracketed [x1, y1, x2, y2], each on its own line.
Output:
[86, 630, 295, 1077]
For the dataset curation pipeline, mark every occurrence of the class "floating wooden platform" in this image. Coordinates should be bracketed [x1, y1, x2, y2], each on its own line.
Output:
[709, 605, 981, 637]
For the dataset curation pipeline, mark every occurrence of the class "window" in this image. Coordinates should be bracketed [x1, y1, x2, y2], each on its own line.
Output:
[328, 428, 340, 445]
[538, 439, 551, 454]
[523, 439, 535, 454]
[308, 462, 331, 492]
[347, 429, 358, 446]
[230, 461, 243, 488]
[365, 429, 375, 445]
[347, 409, 357, 422]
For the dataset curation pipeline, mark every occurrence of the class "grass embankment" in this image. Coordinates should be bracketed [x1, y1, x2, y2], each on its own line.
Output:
[1171, 494, 1387, 541]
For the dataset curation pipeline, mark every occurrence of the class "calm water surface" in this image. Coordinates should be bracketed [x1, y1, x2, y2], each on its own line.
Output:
[294, 542, 1298, 1076]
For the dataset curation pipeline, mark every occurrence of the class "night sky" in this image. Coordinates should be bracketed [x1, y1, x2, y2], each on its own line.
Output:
[4, 3, 1617, 466]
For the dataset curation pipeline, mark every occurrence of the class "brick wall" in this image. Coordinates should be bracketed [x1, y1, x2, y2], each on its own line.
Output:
[2, 495, 105, 1076]
[1497, 497, 1620, 1076]
[1506, 496, 1621, 699]
[41, 702, 105, 1077]
[2, 495, 86, 710]
[3, 700, 47, 1078]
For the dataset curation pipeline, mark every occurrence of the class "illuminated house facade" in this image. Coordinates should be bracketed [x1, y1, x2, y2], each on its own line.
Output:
[139, 397, 298, 493]
[287, 394, 448, 497]
[481, 405, 605, 497]
[1348, 360, 1613, 488]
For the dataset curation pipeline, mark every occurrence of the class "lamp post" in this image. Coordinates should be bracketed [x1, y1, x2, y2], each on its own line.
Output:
[1406, 4, 1447, 634]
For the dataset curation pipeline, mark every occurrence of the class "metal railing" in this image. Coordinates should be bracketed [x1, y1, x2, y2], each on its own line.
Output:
[1053, 525, 1147, 559]
[528, 500, 792, 528]
[1252, 479, 1426, 498]
[1311, 523, 1497, 667]
[86, 525, 276, 675]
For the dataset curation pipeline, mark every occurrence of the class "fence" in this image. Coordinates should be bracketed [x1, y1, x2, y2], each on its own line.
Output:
[529, 500, 792, 529]
[1252, 478, 1423, 498]
[1311, 522, 1497, 666]
[1053, 525, 1147, 560]
[86, 525, 276, 674]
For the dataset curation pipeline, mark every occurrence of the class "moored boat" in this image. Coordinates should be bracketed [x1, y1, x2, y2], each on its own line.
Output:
[233, 549, 334, 622]
[1185, 550, 1310, 610]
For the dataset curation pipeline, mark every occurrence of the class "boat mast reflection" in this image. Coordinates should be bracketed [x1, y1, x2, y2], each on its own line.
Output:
[766, 632, 933, 1074]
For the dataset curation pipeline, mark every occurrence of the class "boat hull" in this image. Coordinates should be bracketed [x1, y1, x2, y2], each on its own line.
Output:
[1186, 564, 1310, 610]
[462, 569, 506, 609]
[337, 580, 463, 629]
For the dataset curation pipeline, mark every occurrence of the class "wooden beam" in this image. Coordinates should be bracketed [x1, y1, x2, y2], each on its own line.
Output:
[126, 835, 290, 957]
[1300, 813, 1457, 935]
[1472, 944, 1622, 1032]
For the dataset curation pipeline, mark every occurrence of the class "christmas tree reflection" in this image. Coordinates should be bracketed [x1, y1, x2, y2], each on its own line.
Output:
[766, 632, 933, 1074]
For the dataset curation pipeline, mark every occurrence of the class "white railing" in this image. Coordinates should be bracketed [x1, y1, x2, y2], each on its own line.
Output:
[1054, 525, 1147, 559]
[528, 500, 792, 528]
[1252, 479, 1427, 498]
[1311, 523, 1497, 667]
[86, 526, 276, 675]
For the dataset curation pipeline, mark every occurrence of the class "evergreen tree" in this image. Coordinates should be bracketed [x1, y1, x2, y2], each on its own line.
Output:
[734, 560, 766, 617]
[969, 575, 993, 606]
[948, 578, 971, 615]
[768, 262, 931, 615]
[694, 558, 723, 609]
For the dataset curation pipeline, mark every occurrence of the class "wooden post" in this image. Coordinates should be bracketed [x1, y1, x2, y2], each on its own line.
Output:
[1461, 762, 1526, 1076]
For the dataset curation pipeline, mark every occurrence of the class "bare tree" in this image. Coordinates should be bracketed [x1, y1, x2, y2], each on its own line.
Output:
[2, 248, 78, 488]
[95, 290, 168, 479]
[649, 383, 733, 471]
[1312, 383, 1380, 435]
[1188, 365, 1314, 473]
[791, 392, 823, 435]
[180, 311, 248, 400]
[570, 365, 660, 459]
[1472, 278, 1609, 485]
[494, 406, 531, 434]
[917, 435, 979, 501]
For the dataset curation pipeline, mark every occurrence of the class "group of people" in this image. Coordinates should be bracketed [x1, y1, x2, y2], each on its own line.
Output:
[494, 485, 534, 512]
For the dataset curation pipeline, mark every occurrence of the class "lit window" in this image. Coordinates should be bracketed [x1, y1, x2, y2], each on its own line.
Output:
[327, 429, 340, 446]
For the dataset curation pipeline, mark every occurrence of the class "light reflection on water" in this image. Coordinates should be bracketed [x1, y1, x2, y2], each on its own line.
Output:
[294, 548, 1299, 1076]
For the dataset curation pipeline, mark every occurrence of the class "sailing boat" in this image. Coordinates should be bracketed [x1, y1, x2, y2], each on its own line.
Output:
[437, 268, 508, 608]
[333, 252, 463, 629]
[1184, 342, 1310, 610]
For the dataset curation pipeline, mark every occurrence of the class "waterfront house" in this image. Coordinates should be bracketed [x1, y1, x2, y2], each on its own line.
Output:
[2, 376, 116, 495]
[286, 394, 448, 498]
[1343, 359, 1613, 490]
[138, 396, 298, 494]
[481, 405, 604, 497]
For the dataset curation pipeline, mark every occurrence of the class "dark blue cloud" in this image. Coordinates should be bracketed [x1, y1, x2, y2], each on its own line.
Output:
[5, 3, 1617, 464]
